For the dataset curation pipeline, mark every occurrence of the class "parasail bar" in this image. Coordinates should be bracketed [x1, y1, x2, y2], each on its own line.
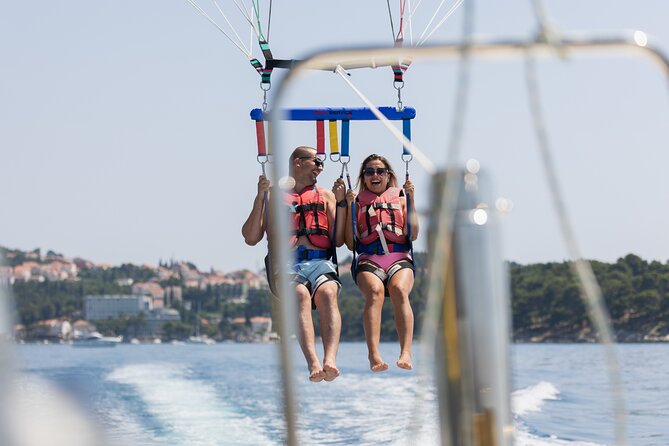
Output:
[250, 107, 416, 122]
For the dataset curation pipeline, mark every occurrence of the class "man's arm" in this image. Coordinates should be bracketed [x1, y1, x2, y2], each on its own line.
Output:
[241, 176, 270, 246]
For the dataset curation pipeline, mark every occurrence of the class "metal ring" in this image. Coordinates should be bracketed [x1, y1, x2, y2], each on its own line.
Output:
[394, 81, 405, 90]
[316, 153, 327, 161]
[401, 153, 413, 163]
[339, 155, 351, 164]
[260, 81, 271, 92]
[330, 153, 341, 162]
[257, 154, 269, 164]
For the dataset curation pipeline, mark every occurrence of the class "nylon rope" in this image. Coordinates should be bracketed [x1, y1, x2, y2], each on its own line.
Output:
[416, 0, 450, 44]
[233, 0, 253, 23]
[186, 0, 252, 57]
[267, 0, 273, 42]
[416, 0, 464, 46]
[407, 0, 415, 46]
[252, 0, 267, 42]
[334, 66, 436, 175]
[386, 0, 397, 41]
[410, 0, 425, 17]
[232, 0, 262, 41]
[397, 0, 407, 40]
[212, 0, 252, 56]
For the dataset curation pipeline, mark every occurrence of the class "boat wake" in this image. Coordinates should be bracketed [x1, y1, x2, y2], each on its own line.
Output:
[106, 363, 273, 446]
[512, 382, 604, 446]
[512, 381, 560, 416]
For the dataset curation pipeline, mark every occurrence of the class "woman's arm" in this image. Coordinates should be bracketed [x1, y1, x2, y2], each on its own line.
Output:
[344, 189, 357, 250]
[332, 178, 347, 247]
[403, 180, 419, 241]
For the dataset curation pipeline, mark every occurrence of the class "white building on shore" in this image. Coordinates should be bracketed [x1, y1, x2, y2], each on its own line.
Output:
[84, 294, 152, 321]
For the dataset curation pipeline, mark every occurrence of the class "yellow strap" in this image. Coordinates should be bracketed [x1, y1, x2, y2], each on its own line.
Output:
[328, 120, 339, 155]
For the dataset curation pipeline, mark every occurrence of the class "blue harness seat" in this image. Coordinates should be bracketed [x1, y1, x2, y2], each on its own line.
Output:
[355, 240, 411, 256]
[294, 245, 332, 263]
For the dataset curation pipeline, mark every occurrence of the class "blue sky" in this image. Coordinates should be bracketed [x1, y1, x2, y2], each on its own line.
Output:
[2, 1, 669, 272]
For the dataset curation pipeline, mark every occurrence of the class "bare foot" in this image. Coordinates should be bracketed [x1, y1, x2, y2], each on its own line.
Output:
[323, 363, 340, 382]
[370, 361, 389, 372]
[396, 352, 413, 370]
[369, 354, 389, 372]
[309, 367, 325, 382]
[308, 361, 325, 382]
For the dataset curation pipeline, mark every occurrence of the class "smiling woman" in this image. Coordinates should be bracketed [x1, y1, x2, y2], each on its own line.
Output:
[344, 152, 419, 373]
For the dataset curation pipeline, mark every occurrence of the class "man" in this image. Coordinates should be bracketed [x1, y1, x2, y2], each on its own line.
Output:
[242, 146, 348, 382]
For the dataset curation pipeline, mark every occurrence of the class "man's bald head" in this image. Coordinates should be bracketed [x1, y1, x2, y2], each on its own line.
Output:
[289, 146, 317, 174]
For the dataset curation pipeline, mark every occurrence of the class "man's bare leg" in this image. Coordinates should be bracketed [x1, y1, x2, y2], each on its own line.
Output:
[388, 269, 414, 370]
[296, 285, 325, 382]
[314, 281, 341, 382]
[358, 272, 389, 372]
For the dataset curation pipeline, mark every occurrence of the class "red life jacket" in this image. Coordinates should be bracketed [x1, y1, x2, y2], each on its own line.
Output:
[284, 185, 331, 249]
[356, 187, 407, 253]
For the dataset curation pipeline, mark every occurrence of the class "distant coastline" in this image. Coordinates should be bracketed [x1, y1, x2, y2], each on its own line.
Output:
[3, 246, 668, 344]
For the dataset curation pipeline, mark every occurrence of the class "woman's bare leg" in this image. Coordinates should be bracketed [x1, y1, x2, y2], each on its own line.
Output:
[357, 271, 389, 372]
[388, 268, 414, 370]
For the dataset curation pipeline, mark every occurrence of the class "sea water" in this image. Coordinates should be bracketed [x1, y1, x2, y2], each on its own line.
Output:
[8, 342, 669, 446]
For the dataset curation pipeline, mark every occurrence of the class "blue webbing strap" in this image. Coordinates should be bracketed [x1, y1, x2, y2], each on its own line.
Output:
[341, 120, 350, 157]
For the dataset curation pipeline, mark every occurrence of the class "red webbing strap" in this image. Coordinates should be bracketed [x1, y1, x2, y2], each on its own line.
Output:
[255, 121, 267, 156]
[316, 120, 325, 158]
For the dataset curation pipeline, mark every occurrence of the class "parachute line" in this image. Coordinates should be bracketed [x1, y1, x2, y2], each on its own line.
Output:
[233, 0, 254, 24]
[416, 0, 451, 45]
[267, 0, 273, 42]
[186, 0, 251, 57]
[212, 0, 251, 56]
[251, 0, 267, 42]
[407, 0, 415, 46]
[386, 0, 397, 41]
[231, 0, 262, 43]
[417, 0, 464, 46]
[410, 0, 426, 17]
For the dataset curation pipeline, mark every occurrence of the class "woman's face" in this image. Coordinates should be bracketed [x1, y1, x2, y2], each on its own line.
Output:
[363, 159, 390, 195]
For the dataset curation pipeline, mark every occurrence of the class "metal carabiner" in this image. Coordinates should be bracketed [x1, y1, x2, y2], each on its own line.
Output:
[394, 81, 405, 111]
[260, 81, 271, 111]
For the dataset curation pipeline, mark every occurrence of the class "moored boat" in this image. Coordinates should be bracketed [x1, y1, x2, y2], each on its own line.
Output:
[72, 332, 122, 348]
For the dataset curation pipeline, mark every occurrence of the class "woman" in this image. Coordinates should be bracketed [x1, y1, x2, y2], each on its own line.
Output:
[344, 154, 419, 372]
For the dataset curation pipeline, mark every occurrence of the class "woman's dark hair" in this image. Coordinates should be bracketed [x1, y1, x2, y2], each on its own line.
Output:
[356, 153, 397, 192]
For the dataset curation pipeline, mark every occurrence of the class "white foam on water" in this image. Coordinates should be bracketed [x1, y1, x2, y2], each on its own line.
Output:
[512, 381, 560, 416]
[105, 406, 164, 446]
[107, 363, 273, 446]
[294, 373, 440, 445]
[515, 429, 605, 446]
[512, 382, 605, 446]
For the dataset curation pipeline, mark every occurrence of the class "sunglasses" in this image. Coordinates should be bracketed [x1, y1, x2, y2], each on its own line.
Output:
[363, 167, 388, 176]
[298, 156, 325, 168]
